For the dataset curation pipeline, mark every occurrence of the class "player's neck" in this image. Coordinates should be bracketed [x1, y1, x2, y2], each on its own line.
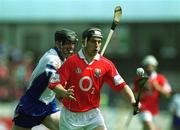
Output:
[82, 49, 94, 63]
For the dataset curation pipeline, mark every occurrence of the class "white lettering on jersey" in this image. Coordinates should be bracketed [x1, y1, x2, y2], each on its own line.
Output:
[79, 76, 92, 91]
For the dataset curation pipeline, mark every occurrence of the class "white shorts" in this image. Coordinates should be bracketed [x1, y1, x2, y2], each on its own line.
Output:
[139, 111, 157, 122]
[60, 106, 107, 130]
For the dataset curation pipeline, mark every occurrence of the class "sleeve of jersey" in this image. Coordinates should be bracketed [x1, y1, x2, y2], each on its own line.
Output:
[48, 59, 70, 90]
[45, 57, 61, 79]
[104, 63, 127, 91]
[157, 74, 172, 92]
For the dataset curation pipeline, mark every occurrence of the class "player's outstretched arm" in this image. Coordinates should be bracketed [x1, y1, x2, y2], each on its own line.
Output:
[152, 81, 171, 98]
[122, 85, 136, 104]
[122, 85, 140, 112]
[53, 84, 76, 101]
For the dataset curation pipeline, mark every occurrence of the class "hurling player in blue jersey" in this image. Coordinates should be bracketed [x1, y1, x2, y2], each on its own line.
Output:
[12, 28, 78, 130]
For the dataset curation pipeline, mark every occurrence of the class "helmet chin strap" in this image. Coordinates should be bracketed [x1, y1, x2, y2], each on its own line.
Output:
[53, 46, 65, 62]
[82, 37, 87, 48]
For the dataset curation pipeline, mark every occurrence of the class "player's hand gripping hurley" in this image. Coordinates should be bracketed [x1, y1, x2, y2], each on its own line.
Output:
[124, 68, 148, 129]
[133, 68, 148, 115]
[100, 6, 122, 55]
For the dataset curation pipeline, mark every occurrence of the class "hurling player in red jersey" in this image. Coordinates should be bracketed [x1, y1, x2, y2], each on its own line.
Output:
[49, 27, 140, 130]
[133, 55, 172, 130]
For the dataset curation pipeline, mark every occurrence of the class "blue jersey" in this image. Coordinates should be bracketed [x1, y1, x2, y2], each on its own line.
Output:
[14, 48, 63, 118]
[25, 48, 63, 104]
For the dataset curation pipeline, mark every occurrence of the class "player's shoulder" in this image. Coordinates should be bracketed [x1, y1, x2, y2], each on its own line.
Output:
[46, 48, 59, 57]
[100, 55, 114, 64]
[69, 53, 79, 60]
[156, 73, 167, 82]
[37, 49, 61, 67]
[70, 53, 78, 59]
[43, 49, 60, 61]
[63, 54, 78, 64]
[157, 73, 166, 79]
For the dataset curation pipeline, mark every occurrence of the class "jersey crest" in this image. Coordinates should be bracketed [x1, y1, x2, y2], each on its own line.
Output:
[94, 68, 101, 78]
[76, 67, 82, 74]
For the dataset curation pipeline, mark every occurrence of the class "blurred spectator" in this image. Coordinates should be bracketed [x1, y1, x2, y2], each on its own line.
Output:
[0, 57, 9, 81]
[0, 56, 10, 101]
[8, 48, 23, 100]
[0, 36, 9, 58]
[22, 51, 35, 85]
[133, 55, 172, 130]
[15, 51, 35, 88]
[169, 87, 180, 130]
[9, 49, 35, 100]
[9, 48, 23, 64]
[0, 117, 12, 130]
[0, 37, 11, 101]
[0, 39, 35, 101]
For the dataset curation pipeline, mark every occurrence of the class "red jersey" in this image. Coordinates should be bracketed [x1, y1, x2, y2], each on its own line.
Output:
[133, 72, 172, 116]
[49, 49, 127, 112]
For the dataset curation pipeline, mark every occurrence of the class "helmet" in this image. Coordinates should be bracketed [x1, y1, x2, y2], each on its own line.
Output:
[55, 28, 78, 45]
[82, 27, 103, 40]
[142, 55, 158, 66]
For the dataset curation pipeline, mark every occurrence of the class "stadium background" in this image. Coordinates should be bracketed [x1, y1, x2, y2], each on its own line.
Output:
[0, 0, 179, 130]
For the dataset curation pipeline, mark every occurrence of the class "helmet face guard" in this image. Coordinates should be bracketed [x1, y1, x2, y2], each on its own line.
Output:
[82, 27, 103, 41]
[55, 29, 78, 45]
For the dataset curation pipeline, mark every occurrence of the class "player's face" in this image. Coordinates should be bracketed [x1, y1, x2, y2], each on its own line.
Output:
[55, 40, 76, 58]
[62, 41, 76, 58]
[144, 64, 156, 75]
[85, 37, 102, 57]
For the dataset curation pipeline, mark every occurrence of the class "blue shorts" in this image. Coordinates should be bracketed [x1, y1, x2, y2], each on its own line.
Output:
[173, 115, 180, 128]
[13, 95, 60, 128]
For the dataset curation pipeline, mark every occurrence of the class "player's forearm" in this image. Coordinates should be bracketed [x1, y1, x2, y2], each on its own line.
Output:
[122, 85, 136, 104]
[153, 82, 171, 97]
[122, 85, 141, 115]
[53, 84, 67, 98]
[52, 84, 76, 101]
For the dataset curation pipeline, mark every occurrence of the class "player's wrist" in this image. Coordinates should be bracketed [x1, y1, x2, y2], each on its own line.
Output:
[63, 90, 69, 98]
[131, 102, 137, 106]
[132, 102, 141, 115]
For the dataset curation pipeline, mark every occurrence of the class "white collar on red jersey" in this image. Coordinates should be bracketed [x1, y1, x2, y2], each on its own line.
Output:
[78, 49, 100, 61]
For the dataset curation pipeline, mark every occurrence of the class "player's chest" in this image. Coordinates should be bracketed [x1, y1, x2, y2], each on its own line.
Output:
[72, 62, 106, 79]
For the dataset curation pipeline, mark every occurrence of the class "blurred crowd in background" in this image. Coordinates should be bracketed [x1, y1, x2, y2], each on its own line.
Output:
[0, 38, 35, 102]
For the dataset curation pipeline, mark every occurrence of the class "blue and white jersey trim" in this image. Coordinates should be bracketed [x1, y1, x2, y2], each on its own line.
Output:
[25, 48, 63, 104]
